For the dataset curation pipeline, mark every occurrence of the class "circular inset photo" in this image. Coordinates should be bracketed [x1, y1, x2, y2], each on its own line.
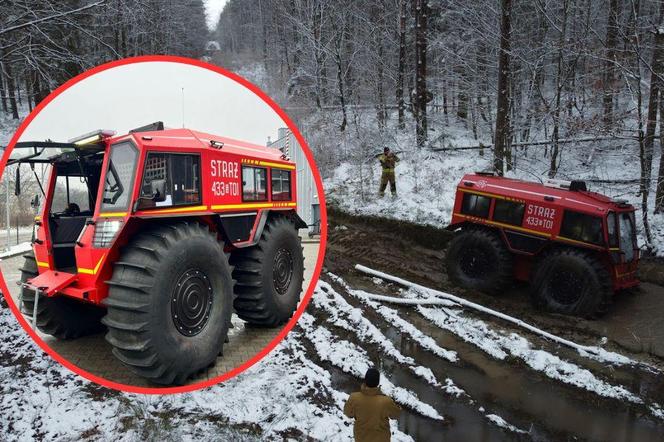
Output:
[0, 56, 326, 393]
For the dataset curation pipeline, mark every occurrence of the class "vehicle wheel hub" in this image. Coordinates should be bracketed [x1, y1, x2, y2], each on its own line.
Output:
[273, 247, 294, 295]
[171, 269, 213, 336]
[548, 267, 582, 305]
[459, 246, 491, 278]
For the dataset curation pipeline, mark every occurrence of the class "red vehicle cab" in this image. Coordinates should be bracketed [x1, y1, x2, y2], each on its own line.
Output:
[12, 122, 307, 384]
[27, 126, 300, 303]
[446, 172, 639, 317]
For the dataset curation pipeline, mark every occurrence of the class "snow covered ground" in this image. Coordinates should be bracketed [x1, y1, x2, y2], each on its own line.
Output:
[0, 241, 31, 258]
[0, 291, 380, 441]
[2, 260, 664, 439]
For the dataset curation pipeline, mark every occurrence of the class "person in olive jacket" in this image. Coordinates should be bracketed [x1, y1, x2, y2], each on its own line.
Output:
[343, 368, 401, 441]
[378, 147, 400, 197]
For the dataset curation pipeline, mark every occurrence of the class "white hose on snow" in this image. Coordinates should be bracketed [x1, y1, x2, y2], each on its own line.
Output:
[354, 264, 603, 356]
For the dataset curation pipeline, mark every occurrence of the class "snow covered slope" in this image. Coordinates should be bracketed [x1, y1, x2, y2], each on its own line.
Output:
[317, 112, 664, 254]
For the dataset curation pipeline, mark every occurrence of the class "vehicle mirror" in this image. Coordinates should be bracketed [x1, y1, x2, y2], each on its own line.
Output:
[31, 194, 39, 209]
[151, 179, 166, 202]
[14, 166, 20, 196]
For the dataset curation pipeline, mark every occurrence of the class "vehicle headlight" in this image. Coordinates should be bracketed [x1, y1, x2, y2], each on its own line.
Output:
[93, 220, 123, 248]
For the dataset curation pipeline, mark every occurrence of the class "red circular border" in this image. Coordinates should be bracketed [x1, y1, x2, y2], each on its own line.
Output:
[0, 55, 327, 395]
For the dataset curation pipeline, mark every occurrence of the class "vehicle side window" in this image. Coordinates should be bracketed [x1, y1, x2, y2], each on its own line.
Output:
[139, 153, 201, 208]
[619, 212, 636, 262]
[606, 212, 618, 248]
[560, 210, 603, 245]
[242, 166, 268, 201]
[461, 193, 491, 218]
[493, 200, 525, 226]
[271, 169, 291, 201]
[51, 175, 90, 214]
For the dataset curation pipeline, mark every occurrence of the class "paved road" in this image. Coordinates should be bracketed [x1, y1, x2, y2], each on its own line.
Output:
[0, 237, 321, 388]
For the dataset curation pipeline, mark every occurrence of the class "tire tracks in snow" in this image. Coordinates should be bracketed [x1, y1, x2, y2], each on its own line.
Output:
[381, 284, 664, 419]
[314, 280, 463, 397]
[313, 278, 532, 436]
[297, 312, 444, 421]
[351, 265, 664, 420]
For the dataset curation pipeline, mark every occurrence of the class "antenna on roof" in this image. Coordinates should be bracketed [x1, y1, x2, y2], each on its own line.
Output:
[181, 87, 185, 128]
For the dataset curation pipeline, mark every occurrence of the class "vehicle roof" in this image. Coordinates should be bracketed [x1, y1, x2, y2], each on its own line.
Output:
[110, 128, 290, 163]
[461, 173, 632, 215]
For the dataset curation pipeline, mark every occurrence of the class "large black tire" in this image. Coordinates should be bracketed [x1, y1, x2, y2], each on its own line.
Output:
[102, 222, 233, 385]
[231, 216, 304, 327]
[445, 228, 512, 294]
[19, 252, 106, 339]
[530, 248, 611, 317]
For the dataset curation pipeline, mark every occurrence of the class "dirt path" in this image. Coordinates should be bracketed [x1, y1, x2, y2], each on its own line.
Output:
[316, 209, 664, 441]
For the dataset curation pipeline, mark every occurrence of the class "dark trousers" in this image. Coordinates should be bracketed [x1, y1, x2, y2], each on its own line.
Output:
[379, 170, 396, 196]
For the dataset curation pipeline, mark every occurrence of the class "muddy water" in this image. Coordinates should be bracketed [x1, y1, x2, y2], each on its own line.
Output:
[395, 311, 664, 442]
[306, 306, 519, 440]
[325, 211, 664, 440]
[295, 329, 451, 440]
[323, 286, 664, 441]
[380, 344, 516, 441]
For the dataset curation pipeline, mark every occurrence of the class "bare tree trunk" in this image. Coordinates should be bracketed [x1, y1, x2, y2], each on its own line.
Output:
[414, 0, 428, 147]
[639, 29, 664, 216]
[396, 0, 406, 130]
[470, 94, 479, 139]
[313, 3, 324, 109]
[549, 0, 569, 178]
[457, 68, 469, 120]
[642, 30, 664, 196]
[33, 73, 48, 104]
[476, 41, 490, 129]
[0, 61, 7, 113]
[289, 0, 300, 68]
[655, 79, 664, 212]
[602, 0, 619, 128]
[507, 75, 517, 170]
[336, 52, 347, 132]
[629, 0, 653, 244]
[494, 0, 512, 175]
[25, 75, 32, 112]
[259, 0, 268, 73]
[374, 4, 386, 129]
[377, 41, 386, 128]
[2, 58, 19, 119]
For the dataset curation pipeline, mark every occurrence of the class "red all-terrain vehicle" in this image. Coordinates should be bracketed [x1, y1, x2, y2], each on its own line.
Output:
[446, 172, 639, 317]
[10, 122, 306, 384]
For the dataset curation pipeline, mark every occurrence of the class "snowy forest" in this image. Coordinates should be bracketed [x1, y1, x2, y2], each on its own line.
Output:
[1, 1, 664, 249]
[2, 2, 664, 440]
[0, 0, 208, 113]
[212, 0, 664, 251]
[0, 0, 209, 225]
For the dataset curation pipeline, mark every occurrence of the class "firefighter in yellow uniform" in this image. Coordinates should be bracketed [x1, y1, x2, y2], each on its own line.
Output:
[378, 147, 399, 197]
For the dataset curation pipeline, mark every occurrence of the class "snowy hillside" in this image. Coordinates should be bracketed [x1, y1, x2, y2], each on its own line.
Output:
[316, 111, 664, 255]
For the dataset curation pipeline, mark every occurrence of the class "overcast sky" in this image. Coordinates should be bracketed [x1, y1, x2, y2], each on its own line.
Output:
[20, 61, 284, 146]
[203, 0, 228, 30]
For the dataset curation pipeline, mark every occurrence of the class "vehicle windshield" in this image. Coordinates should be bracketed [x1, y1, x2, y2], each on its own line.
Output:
[619, 211, 636, 262]
[101, 141, 138, 212]
[7, 146, 69, 164]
